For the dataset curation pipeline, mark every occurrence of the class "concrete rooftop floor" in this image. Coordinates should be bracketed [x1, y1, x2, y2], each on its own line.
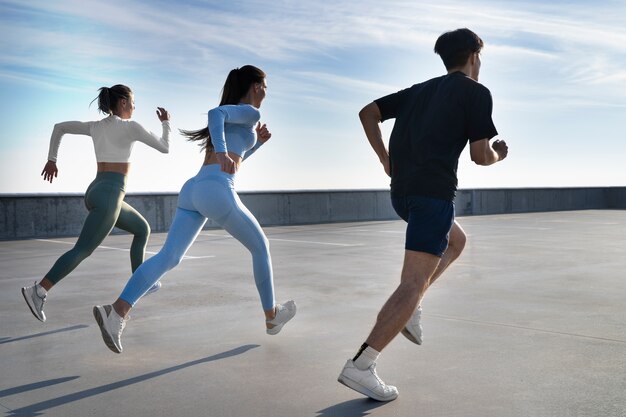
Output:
[1, 210, 625, 417]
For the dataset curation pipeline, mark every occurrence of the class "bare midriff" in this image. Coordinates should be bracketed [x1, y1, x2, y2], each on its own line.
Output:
[97, 162, 131, 175]
[203, 150, 243, 169]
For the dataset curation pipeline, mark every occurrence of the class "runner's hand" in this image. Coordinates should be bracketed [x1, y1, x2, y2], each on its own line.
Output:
[41, 161, 58, 183]
[156, 107, 170, 122]
[492, 139, 508, 161]
[216, 152, 236, 174]
[256, 122, 272, 144]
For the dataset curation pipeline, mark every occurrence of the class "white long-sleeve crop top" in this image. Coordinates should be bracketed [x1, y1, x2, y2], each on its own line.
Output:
[47, 115, 171, 163]
[207, 104, 262, 159]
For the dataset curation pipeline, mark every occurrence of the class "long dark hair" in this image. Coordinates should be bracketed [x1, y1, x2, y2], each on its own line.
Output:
[90, 84, 132, 115]
[180, 65, 266, 152]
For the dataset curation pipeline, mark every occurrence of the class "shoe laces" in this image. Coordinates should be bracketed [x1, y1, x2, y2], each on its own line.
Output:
[117, 314, 128, 332]
[32, 283, 46, 304]
[36, 292, 47, 307]
[369, 364, 386, 387]
[108, 307, 126, 333]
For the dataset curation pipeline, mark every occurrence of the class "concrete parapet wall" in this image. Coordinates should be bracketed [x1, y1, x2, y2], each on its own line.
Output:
[455, 187, 612, 215]
[1, 187, 625, 240]
[605, 187, 626, 209]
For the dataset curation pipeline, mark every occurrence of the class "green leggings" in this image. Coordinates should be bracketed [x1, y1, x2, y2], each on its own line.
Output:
[45, 172, 150, 284]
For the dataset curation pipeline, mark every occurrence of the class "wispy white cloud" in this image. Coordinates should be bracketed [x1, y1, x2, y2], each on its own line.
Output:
[3, 0, 626, 193]
[3, 0, 626, 109]
[293, 71, 401, 95]
[4, 0, 625, 82]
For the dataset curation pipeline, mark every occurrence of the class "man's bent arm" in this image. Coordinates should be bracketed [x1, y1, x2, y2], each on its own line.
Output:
[470, 138, 508, 166]
[359, 102, 391, 177]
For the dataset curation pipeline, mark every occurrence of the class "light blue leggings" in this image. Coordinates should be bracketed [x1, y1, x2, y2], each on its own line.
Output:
[119, 164, 275, 310]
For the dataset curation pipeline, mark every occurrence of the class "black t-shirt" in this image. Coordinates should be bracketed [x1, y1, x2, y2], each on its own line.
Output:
[374, 71, 498, 201]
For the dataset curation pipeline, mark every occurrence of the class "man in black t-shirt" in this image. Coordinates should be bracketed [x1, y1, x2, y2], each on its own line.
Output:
[338, 28, 509, 401]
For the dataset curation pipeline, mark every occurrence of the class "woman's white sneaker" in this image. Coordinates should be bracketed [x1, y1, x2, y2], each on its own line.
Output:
[266, 300, 296, 335]
[143, 281, 162, 297]
[21, 282, 47, 322]
[93, 305, 127, 353]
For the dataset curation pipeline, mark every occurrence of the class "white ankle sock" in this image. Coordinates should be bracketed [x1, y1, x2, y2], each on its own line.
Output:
[354, 346, 380, 370]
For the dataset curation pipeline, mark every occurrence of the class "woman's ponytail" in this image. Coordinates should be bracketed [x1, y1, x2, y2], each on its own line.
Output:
[180, 126, 213, 152]
[90, 84, 132, 115]
[95, 87, 111, 114]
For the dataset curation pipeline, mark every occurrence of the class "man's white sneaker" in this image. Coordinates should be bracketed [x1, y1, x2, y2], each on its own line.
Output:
[266, 300, 296, 335]
[337, 359, 398, 402]
[401, 305, 423, 345]
[21, 282, 46, 322]
[143, 281, 162, 297]
[93, 305, 127, 353]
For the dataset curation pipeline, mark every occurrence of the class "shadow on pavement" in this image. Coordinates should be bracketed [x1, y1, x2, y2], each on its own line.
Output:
[0, 377, 79, 398]
[0, 325, 89, 345]
[7, 344, 260, 416]
[316, 398, 387, 417]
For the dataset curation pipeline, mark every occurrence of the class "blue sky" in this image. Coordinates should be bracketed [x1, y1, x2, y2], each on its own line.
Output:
[1, 0, 625, 194]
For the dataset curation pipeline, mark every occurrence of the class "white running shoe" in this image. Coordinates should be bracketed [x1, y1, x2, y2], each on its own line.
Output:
[143, 281, 162, 297]
[338, 359, 398, 402]
[21, 282, 46, 322]
[93, 305, 127, 353]
[401, 305, 423, 345]
[266, 300, 297, 335]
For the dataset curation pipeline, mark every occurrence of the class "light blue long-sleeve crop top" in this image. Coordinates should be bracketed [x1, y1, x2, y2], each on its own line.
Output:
[208, 104, 262, 159]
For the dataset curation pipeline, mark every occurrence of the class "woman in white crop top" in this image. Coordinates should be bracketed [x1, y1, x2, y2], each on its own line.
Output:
[22, 84, 171, 323]
[93, 66, 295, 354]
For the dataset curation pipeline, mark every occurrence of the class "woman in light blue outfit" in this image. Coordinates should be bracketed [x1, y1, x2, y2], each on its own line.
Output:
[94, 65, 296, 353]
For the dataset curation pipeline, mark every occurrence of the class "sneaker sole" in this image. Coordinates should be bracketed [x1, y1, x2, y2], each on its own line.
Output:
[337, 374, 398, 402]
[401, 327, 422, 345]
[266, 323, 285, 335]
[21, 288, 45, 322]
[93, 307, 122, 354]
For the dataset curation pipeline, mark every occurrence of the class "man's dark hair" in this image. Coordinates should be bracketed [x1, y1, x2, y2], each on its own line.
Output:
[434, 28, 484, 70]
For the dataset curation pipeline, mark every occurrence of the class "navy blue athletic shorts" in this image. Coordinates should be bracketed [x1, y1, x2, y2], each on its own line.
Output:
[391, 195, 455, 257]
